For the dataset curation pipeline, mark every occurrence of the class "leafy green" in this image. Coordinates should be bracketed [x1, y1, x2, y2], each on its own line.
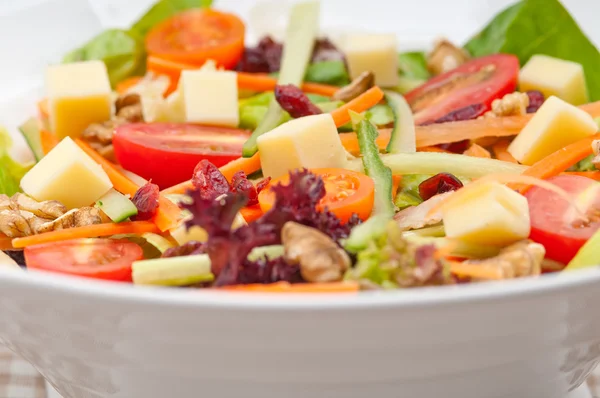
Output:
[393, 191, 422, 211]
[365, 104, 394, 126]
[398, 52, 430, 80]
[131, 0, 213, 38]
[304, 61, 350, 86]
[0, 128, 33, 196]
[570, 155, 597, 172]
[464, 0, 600, 101]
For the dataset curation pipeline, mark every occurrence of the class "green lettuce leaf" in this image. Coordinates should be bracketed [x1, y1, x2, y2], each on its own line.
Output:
[0, 128, 33, 196]
[131, 0, 213, 37]
[398, 52, 430, 80]
[304, 61, 350, 86]
[464, 0, 600, 101]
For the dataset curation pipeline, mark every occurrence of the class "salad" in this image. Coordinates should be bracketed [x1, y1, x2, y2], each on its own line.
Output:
[1, 0, 600, 292]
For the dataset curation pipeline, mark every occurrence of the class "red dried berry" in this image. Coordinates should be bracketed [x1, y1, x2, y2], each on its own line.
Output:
[311, 38, 345, 63]
[235, 48, 271, 73]
[418, 173, 464, 201]
[432, 103, 487, 124]
[255, 177, 271, 194]
[192, 159, 231, 201]
[274, 84, 323, 118]
[437, 140, 470, 154]
[526, 90, 545, 113]
[132, 182, 160, 220]
[231, 171, 258, 206]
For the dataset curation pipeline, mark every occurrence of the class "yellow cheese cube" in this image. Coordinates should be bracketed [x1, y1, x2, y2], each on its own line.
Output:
[257, 114, 348, 179]
[342, 33, 399, 88]
[180, 69, 239, 127]
[46, 60, 112, 139]
[519, 55, 589, 105]
[20, 137, 113, 209]
[442, 182, 530, 246]
[508, 96, 597, 165]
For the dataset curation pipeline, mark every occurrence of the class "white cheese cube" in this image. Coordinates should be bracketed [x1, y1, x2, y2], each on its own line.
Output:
[442, 182, 530, 246]
[257, 114, 348, 179]
[508, 96, 597, 165]
[180, 69, 239, 127]
[20, 137, 113, 209]
[342, 33, 399, 88]
[46, 60, 112, 139]
[519, 55, 589, 105]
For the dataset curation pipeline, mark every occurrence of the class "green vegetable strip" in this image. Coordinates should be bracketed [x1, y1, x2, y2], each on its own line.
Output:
[347, 152, 527, 178]
[242, 0, 320, 157]
[384, 91, 416, 154]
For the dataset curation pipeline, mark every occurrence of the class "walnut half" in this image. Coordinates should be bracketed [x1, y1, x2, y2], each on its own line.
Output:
[281, 222, 351, 283]
[463, 240, 545, 280]
[332, 71, 375, 103]
[427, 39, 471, 76]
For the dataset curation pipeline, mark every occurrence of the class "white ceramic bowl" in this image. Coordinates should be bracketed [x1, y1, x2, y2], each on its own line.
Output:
[1, 1, 600, 397]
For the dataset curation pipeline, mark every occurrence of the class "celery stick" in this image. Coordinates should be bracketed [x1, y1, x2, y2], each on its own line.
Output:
[347, 152, 527, 178]
[384, 91, 416, 153]
[242, 1, 320, 157]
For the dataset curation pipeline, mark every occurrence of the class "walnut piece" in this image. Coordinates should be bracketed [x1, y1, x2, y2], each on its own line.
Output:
[282, 222, 351, 283]
[0, 210, 33, 237]
[37, 207, 103, 233]
[482, 92, 529, 119]
[332, 71, 375, 103]
[463, 240, 545, 280]
[427, 39, 471, 76]
[11, 193, 66, 219]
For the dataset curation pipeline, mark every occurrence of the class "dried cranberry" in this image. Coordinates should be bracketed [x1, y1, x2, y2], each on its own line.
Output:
[526, 90, 545, 113]
[255, 177, 271, 194]
[257, 36, 283, 72]
[418, 173, 464, 201]
[162, 241, 206, 258]
[231, 171, 259, 206]
[274, 84, 323, 118]
[235, 48, 270, 73]
[432, 103, 487, 124]
[437, 140, 470, 154]
[311, 38, 345, 63]
[191, 159, 231, 200]
[132, 182, 160, 220]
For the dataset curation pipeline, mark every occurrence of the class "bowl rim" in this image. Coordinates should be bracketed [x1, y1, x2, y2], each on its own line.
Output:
[1, 265, 600, 310]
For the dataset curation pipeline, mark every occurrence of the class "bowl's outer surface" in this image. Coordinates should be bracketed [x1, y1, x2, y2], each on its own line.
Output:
[2, 268, 600, 398]
[2, 1, 600, 397]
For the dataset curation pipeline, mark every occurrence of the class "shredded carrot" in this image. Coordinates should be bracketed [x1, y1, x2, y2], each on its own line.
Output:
[448, 261, 505, 280]
[222, 281, 359, 293]
[564, 171, 600, 181]
[330, 86, 385, 127]
[463, 143, 492, 158]
[40, 129, 59, 155]
[471, 136, 500, 148]
[116, 76, 144, 94]
[492, 139, 518, 163]
[12, 222, 159, 248]
[75, 139, 180, 231]
[391, 175, 402, 201]
[240, 205, 263, 223]
[515, 133, 600, 193]
[415, 101, 600, 148]
[418, 146, 450, 153]
[0, 234, 13, 251]
[37, 99, 49, 121]
[236, 72, 339, 97]
[162, 153, 262, 195]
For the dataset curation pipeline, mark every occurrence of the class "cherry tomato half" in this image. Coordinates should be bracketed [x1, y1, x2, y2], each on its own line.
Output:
[113, 123, 251, 189]
[145, 9, 245, 69]
[405, 54, 520, 125]
[526, 175, 600, 265]
[24, 239, 143, 282]
[258, 168, 375, 223]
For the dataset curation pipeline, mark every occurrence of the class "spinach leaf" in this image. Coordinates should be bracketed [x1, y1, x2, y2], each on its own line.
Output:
[0, 128, 32, 196]
[131, 0, 213, 38]
[397, 52, 430, 80]
[63, 29, 145, 87]
[465, 0, 600, 101]
[304, 61, 350, 86]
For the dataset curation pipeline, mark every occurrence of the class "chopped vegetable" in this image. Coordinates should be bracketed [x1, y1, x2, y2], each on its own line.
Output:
[492, 139, 518, 163]
[304, 60, 350, 86]
[96, 189, 138, 223]
[0, 128, 33, 196]
[330, 86, 385, 127]
[237, 72, 339, 97]
[242, 1, 321, 157]
[397, 51, 430, 81]
[18, 118, 44, 161]
[384, 91, 416, 153]
[132, 253, 214, 286]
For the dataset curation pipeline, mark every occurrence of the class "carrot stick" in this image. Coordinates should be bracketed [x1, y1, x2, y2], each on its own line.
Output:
[330, 86, 385, 127]
[221, 281, 359, 293]
[515, 134, 600, 193]
[236, 72, 339, 97]
[12, 222, 159, 248]
[463, 143, 492, 158]
[0, 234, 14, 251]
[564, 171, 600, 181]
[492, 139, 518, 163]
[391, 175, 402, 201]
[116, 76, 143, 94]
[240, 205, 263, 223]
[40, 129, 59, 155]
[162, 153, 262, 195]
[75, 139, 180, 231]
[448, 261, 505, 280]
[418, 146, 450, 153]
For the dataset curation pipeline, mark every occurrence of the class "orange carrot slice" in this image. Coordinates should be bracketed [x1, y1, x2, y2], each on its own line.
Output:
[0, 234, 14, 251]
[116, 76, 144, 94]
[240, 205, 263, 223]
[391, 175, 402, 201]
[492, 139, 518, 163]
[75, 139, 180, 231]
[236, 72, 339, 97]
[464, 143, 492, 158]
[12, 222, 159, 248]
[222, 281, 359, 293]
[40, 129, 59, 155]
[330, 86, 385, 127]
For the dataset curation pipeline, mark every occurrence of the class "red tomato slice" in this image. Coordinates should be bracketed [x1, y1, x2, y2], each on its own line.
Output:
[24, 239, 143, 282]
[526, 175, 600, 265]
[145, 9, 245, 69]
[405, 54, 520, 125]
[113, 123, 251, 189]
[258, 168, 375, 223]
